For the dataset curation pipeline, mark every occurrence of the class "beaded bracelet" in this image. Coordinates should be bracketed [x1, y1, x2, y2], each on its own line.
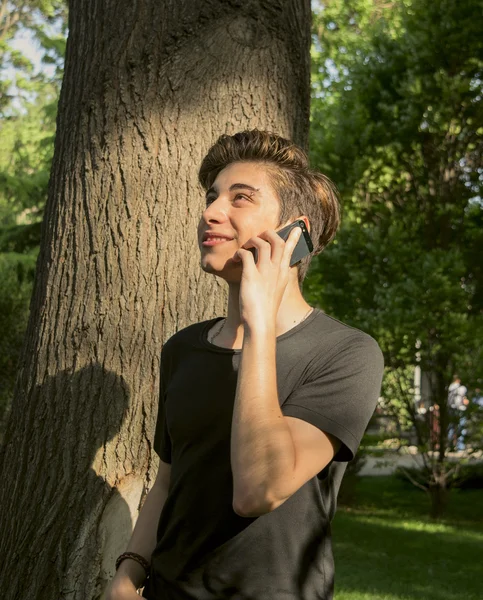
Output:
[115, 552, 150, 575]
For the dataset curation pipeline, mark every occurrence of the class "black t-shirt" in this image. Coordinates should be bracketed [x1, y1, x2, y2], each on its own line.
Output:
[144, 308, 384, 600]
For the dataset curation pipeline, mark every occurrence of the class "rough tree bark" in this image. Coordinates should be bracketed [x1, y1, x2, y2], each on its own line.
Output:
[0, 1, 311, 599]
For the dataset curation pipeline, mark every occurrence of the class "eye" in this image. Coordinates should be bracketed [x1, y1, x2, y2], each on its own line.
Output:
[234, 193, 250, 202]
[205, 193, 251, 206]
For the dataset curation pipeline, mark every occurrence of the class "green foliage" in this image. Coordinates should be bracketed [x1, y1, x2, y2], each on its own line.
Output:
[0, 0, 65, 224]
[0, 85, 57, 222]
[0, 1, 67, 427]
[453, 461, 483, 490]
[1, 1, 67, 112]
[0, 251, 36, 426]
[308, 0, 483, 504]
[309, 0, 483, 402]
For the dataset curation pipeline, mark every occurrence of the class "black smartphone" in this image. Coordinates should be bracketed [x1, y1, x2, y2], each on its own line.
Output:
[248, 220, 314, 266]
[277, 220, 313, 266]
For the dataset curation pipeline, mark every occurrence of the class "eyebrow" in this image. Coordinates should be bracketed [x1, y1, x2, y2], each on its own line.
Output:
[205, 183, 260, 198]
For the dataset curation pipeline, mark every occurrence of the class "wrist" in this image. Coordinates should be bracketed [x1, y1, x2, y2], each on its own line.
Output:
[243, 319, 276, 338]
[114, 557, 148, 591]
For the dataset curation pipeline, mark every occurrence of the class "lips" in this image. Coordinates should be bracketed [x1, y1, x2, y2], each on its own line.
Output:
[202, 231, 234, 241]
[202, 237, 234, 246]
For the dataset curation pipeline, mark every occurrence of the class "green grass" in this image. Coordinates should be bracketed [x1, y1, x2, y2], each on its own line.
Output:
[332, 476, 483, 600]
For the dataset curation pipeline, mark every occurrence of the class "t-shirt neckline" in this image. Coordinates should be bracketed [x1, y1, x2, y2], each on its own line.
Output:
[199, 307, 322, 354]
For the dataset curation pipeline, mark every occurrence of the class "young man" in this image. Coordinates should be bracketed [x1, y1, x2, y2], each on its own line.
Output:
[107, 130, 384, 600]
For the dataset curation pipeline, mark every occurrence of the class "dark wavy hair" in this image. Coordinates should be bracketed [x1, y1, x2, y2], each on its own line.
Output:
[198, 129, 341, 287]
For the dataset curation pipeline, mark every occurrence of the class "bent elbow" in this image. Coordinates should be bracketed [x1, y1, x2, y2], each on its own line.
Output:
[232, 493, 287, 518]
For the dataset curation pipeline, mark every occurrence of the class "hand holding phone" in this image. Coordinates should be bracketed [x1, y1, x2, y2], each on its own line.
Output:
[247, 220, 313, 266]
[276, 220, 313, 266]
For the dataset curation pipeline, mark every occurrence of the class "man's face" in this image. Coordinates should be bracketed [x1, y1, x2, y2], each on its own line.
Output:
[197, 161, 285, 280]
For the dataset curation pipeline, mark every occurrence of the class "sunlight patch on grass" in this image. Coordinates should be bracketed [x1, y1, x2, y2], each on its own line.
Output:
[333, 477, 483, 600]
[348, 513, 483, 541]
[335, 592, 410, 600]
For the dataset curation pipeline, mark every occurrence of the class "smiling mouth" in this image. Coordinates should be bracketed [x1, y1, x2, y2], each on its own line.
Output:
[202, 238, 234, 246]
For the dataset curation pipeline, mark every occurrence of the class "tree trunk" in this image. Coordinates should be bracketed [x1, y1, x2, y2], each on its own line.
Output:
[429, 479, 449, 519]
[0, 1, 311, 598]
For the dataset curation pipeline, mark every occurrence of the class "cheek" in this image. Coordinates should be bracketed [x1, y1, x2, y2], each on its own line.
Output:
[241, 218, 277, 244]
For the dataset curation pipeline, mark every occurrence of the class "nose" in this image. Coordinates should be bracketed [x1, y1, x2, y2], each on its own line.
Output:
[198, 196, 231, 243]
[201, 196, 229, 225]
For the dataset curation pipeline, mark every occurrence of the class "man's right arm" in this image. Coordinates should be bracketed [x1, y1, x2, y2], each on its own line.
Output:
[106, 459, 171, 600]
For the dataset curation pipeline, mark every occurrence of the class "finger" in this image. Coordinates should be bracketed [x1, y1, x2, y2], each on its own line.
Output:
[241, 236, 271, 266]
[258, 229, 285, 263]
[235, 247, 257, 271]
[290, 226, 302, 245]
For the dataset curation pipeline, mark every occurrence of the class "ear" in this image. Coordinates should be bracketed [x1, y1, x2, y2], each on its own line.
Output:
[279, 216, 311, 235]
[297, 216, 310, 235]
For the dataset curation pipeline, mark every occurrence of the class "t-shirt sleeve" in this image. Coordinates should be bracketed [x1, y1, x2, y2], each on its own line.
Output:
[281, 333, 384, 462]
[153, 342, 173, 463]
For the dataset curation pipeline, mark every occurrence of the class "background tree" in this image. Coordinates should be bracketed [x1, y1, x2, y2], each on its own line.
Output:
[0, 0, 66, 429]
[307, 0, 483, 517]
[0, 1, 312, 598]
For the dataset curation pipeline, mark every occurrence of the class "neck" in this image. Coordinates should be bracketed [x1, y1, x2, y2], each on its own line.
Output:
[220, 279, 313, 345]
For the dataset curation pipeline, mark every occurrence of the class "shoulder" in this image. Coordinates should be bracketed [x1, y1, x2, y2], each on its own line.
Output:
[159, 318, 215, 376]
[311, 310, 383, 362]
[161, 317, 218, 354]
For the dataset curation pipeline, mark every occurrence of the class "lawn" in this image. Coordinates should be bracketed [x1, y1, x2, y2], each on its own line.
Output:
[332, 475, 483, 600]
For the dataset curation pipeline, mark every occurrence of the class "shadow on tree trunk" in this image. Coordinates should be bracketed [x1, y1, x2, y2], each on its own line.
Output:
[0, 364, 135, 599]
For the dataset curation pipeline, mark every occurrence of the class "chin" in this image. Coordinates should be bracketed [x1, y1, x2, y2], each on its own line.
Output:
[201, 262, 217, 275]
[200, 257, 240, 280]
[201, 257, 223, 274]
